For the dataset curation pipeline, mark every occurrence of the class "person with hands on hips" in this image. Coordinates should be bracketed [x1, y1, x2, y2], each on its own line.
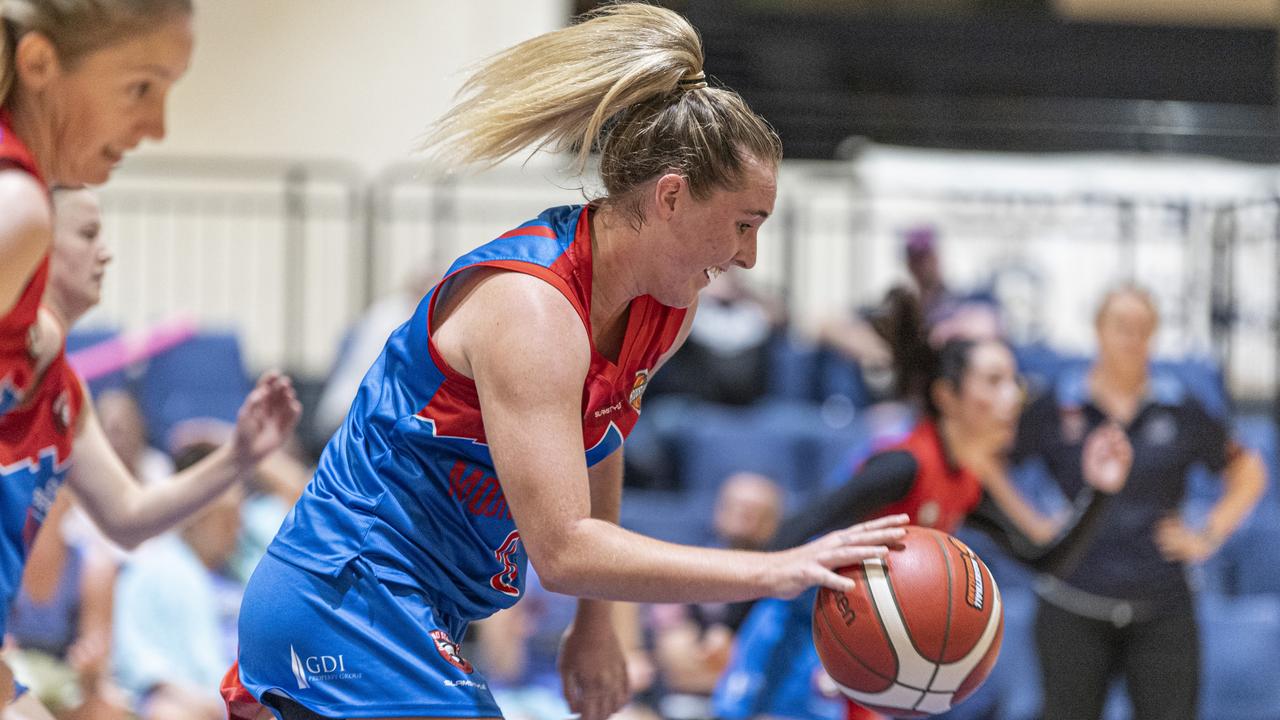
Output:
[1014, 285, 1267, 720]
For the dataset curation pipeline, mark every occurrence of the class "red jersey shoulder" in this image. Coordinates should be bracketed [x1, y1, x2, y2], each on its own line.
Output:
[880, 422, 983, 533]
[0, 354, 84, 467]
[0, 111, 43, 182]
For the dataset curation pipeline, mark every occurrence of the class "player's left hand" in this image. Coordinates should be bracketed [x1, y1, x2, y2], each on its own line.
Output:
[1154, 516, 1221, 563]
[1082, 423, 1132, 494]
[231, 371, 302, 469]
[558, 618, 629, 720]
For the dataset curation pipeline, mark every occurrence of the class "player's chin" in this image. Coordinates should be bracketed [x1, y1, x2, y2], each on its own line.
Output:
[653, 284, 700, 309]
[79, 163, 114, 186]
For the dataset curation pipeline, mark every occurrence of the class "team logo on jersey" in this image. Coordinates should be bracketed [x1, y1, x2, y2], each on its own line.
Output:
[52, 389, 70, 433]
[289, 646, 311, 689]
[490, 529, 522, 597]
[430, 630, 474, 674]
[629, 369, 650, 412]
[289, 645, 359, 688]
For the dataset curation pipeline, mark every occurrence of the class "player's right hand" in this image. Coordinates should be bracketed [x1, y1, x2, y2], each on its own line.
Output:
[766, 514, 909, 599]
[231, 371, 302, 469]
[1082, 422, 1132, 494]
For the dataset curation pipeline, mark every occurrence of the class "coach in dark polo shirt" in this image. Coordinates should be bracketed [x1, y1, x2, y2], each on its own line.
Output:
[1012, 286, 1267, 720]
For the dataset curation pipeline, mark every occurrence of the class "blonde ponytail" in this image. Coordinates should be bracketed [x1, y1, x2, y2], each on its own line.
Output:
[424, 3, 781, 212]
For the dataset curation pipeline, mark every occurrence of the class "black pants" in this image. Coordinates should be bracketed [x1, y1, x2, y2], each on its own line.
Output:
[1035, 596, 1199, 720]
[263, 692, 332, 720]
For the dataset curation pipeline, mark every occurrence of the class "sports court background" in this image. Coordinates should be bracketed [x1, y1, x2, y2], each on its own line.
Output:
[60, 2, 1280, 720]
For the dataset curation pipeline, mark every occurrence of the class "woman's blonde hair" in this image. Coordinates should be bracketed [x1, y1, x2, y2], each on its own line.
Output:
[1095, 283, 1160, 330]
[0, 0, 193, 107]
[423, 3, 782, 222]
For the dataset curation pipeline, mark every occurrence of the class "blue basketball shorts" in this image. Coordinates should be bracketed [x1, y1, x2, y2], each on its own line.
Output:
[236, 551, 502, 719]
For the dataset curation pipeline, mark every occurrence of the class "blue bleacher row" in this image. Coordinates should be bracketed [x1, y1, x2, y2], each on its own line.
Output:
[623, 335, 1280, 720]
[66, 328, 253, 451]
[68, 328, 1280, 720]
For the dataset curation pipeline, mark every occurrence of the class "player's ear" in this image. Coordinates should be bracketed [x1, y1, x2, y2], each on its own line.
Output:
[930, 377, 958, 415]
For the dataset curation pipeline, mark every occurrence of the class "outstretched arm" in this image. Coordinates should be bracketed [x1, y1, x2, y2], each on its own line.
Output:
[970, 423, 1132, 576]
[65, 371, 301, 549]
[769, 450, 917, 551]
[450, 271, 906, 604]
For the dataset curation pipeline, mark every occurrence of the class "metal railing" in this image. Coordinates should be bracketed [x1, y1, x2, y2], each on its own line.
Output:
[89, 154, 1280, 408]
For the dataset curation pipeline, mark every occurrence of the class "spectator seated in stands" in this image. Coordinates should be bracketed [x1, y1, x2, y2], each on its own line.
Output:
[649, 472, 783, 720]
[112, 444, 246, 720]
[5, 490, 129, 720]
[163, 420, 312, 584]
[645, 268, 785, 406]
[96, 390, 175, 486]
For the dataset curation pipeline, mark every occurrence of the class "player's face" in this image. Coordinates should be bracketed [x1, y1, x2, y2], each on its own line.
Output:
[1096, 292, 1157, 372]
[40, 14, 193, 185]
[955, 342, 1022, 448]
[654, 154, 776, 308]
[51, 189, 110, 312]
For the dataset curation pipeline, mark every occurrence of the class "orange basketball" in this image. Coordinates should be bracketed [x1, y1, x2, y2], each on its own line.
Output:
[812, 526, 1004, 718]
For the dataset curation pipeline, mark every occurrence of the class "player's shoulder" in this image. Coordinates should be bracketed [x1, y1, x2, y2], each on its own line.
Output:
[441, 267, 591, 381]
[450, 267, 581, 329]
[0, 167, 51, 242]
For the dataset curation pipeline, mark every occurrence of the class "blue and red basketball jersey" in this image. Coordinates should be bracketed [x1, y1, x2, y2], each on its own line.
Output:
[267, 204, 687, 621]
[0, 108, 81, 636]
[0, 109, 49, 418]
[0, 354, 83, 634]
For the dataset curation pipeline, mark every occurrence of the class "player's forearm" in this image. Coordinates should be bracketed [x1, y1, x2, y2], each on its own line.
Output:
[535, 518, 776, 603]
[1206, 451, 1267, 543]
[109, 444, 249, 547]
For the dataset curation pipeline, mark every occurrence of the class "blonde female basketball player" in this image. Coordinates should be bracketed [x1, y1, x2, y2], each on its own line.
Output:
[224, 5, 908, 720]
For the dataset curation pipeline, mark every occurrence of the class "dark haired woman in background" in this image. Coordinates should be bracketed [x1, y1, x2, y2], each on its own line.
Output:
[715, 294, 1132, 720]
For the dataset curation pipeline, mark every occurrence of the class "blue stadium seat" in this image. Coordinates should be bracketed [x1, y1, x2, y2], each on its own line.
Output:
[1012, 342, 1072, 395]
[65, 327, 118, 354]
[1199, 594, 1280, 720]
[618, 488, 714, 547]
[1215, 523, 1280, 595]
[766, 334, 820, 400]
[136, 332, 252, 449]
[816, 350, 873, 408]
[65, 327, 129, 394]
[670, 403, 806, 506]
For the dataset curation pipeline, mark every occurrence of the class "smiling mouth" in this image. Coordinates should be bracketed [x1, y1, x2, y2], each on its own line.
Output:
[704, 266, 725, 281]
